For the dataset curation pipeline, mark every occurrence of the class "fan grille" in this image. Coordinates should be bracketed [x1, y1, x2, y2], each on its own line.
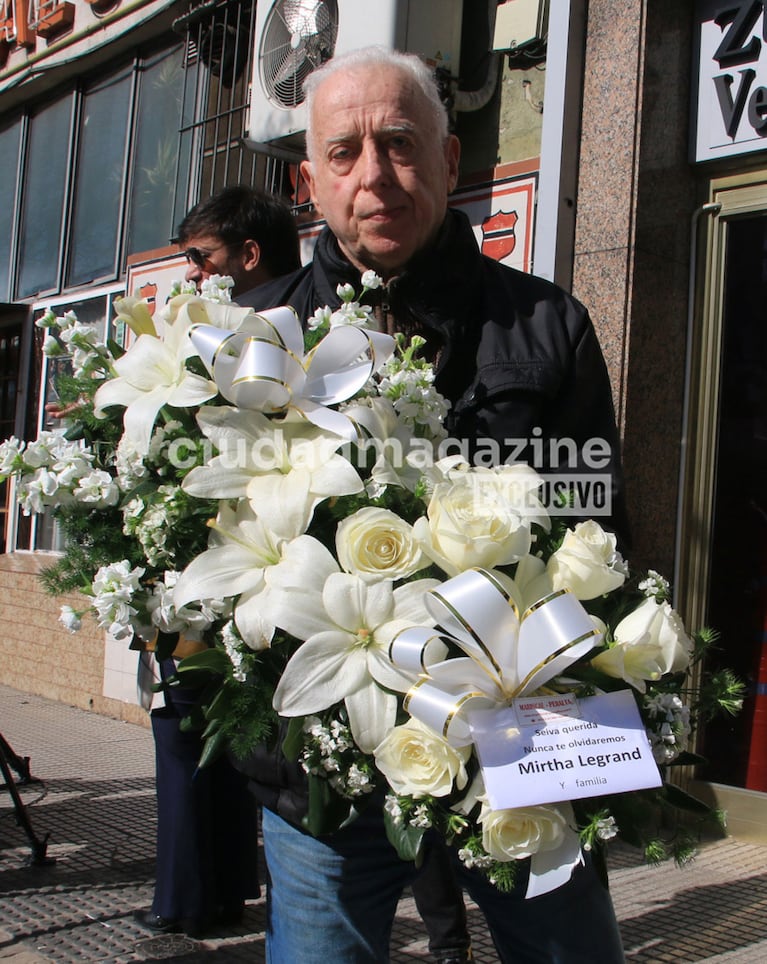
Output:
[259, 0, 339, 109]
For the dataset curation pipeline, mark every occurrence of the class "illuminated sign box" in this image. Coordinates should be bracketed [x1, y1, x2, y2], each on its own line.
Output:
[694, 0, 767, 161]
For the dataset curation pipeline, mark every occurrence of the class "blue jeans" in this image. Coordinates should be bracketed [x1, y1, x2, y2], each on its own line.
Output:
[262, 805, 625, 964]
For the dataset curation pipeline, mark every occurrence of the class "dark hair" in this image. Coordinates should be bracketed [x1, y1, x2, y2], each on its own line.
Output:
[178, 185, 301, 277]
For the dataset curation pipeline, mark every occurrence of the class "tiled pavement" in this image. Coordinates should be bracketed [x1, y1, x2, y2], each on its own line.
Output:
[1, 683, 766, 963]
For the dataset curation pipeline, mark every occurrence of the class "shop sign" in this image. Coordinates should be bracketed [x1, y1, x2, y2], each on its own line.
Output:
[694, 0, 767, 161]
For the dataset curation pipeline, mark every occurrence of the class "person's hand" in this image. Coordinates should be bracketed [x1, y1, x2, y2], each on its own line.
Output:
[45, 400, 82, 419]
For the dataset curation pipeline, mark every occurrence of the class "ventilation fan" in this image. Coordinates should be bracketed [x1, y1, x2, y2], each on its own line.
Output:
[260, 0, 338, 110]
[246, 0, 464, 158]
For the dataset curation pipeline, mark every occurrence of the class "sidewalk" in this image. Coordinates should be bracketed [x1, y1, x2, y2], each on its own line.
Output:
[1, 682, 767, 963]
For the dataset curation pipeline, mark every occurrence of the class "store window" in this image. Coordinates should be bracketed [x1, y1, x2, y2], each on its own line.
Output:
[0, 118, 21, 302]
[67, 69, 132, 288]
[127, 46, 189, 257]
[5, 41, 188, 304]
[16, 94, 73, 299]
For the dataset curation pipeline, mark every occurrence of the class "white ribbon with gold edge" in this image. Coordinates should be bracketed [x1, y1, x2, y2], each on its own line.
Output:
[388, 567, 603, 898]
[389, 568, 602, 746]
[188, 305, 395, 440]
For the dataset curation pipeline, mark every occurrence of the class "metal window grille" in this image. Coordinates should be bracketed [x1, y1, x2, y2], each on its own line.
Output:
[173, 0, 300, 215]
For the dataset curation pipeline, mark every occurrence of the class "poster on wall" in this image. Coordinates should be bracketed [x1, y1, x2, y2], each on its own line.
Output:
[453, 167, 537, 274]
[123, 250, 187, 344]
[693, 0, 767, 162]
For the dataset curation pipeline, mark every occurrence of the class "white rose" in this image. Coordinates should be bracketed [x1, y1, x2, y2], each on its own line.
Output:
[336, 507, 427, 580]
[479, 801, 568, 861]
[591, 597, 693, 692]
[413, 464, 549, 577]
[547, 520, 627, 600]
[374, 718, 471, 798]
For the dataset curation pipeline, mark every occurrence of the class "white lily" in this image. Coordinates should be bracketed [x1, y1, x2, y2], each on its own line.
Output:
[172, 500, 337, 648]
[94, 308, 216, 455]
[342, 395, 428, 494]
[182, 406, 364, 538]
[94, 298, 261, 456]
[270, 571, 439, 752]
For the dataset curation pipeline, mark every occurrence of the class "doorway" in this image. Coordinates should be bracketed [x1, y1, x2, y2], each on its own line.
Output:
[680, 175, 767, 829]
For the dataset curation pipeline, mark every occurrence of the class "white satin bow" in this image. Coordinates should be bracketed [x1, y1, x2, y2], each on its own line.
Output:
[389, 568, 602, 746]
[188, 305, 395, 440]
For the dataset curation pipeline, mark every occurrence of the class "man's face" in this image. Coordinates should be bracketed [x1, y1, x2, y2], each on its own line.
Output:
[181, 234, 248, 294]
[301, 63, 460, 279]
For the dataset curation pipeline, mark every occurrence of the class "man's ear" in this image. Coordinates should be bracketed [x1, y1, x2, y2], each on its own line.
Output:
[240, 239, 262, 272]
[300, 159, 322, 217]
[445, 134, 461, 194]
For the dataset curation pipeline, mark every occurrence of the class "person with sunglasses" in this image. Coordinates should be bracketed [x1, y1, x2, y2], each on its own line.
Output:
[133, 184, 300, 940]
[177, 184, 301, 296]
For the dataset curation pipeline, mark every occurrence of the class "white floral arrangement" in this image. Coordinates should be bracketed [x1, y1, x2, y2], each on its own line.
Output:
[0, 276, 743, 893]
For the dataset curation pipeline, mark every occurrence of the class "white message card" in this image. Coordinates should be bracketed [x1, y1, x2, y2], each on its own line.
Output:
[468, 690, 662, 811]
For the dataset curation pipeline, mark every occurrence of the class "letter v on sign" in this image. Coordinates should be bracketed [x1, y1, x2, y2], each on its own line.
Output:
[714, 68, 757, 136]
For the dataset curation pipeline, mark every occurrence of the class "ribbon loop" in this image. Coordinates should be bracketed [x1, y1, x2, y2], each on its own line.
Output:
[188, 306, 395, 437]
[389, 568, 602, 746]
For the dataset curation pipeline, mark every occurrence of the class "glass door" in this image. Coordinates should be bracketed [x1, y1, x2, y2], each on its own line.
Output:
[702, 212, 767, 788]
[680, 174, 767, 804]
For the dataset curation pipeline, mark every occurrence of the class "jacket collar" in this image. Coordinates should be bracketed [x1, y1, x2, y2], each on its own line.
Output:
[310, 207, 484, 333]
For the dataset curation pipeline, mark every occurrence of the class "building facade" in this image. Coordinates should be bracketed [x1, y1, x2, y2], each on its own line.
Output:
[2, 0, 766, 835]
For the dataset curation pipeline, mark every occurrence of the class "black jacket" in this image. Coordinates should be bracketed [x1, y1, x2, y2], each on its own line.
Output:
[235, 208, 629, 820]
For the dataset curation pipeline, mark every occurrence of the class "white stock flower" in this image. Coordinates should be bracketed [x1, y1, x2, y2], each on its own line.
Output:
[0, 437, 25, 477]
[270, 571, 439, 753]
[546, 520, 628, 600]
[73, 470, 119, 507]
[479, 801, 568, 862]
[336, 507, 427, 581]
[644, 691, 692, 763]
[59, 605, 82, 633]
[42, 335, 65, 357]
[374, 717, 470, 798]
[115, 437, 149, 490]
[591, 597, 694, 692]
[638, 569, 670, 600]
[91, 560, 145, 639]
[413, 463, 550, 577]
[198, 274, 234, 303]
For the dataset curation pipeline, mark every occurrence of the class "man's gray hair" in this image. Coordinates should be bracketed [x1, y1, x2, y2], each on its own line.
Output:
[303, 45, 449, 161]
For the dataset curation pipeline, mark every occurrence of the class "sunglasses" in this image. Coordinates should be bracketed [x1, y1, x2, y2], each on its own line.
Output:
[183, 242, 241, 268]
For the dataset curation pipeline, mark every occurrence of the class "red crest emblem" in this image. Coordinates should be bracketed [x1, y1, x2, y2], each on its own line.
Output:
[138, 282, 158, 316]
[481, 209, 518, 262]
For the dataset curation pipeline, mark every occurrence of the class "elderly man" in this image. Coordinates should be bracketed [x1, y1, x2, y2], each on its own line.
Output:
[238, 45, 627, 964]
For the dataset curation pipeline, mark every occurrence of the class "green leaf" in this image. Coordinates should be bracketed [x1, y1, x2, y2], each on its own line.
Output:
[282, 716, 305, 762]
[383, 809, 425, 862]
[203, 682, 235, 722]
[198, 728, 227, 769]
[176, 648, 230, 675]
[304, 773, 353, 835]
